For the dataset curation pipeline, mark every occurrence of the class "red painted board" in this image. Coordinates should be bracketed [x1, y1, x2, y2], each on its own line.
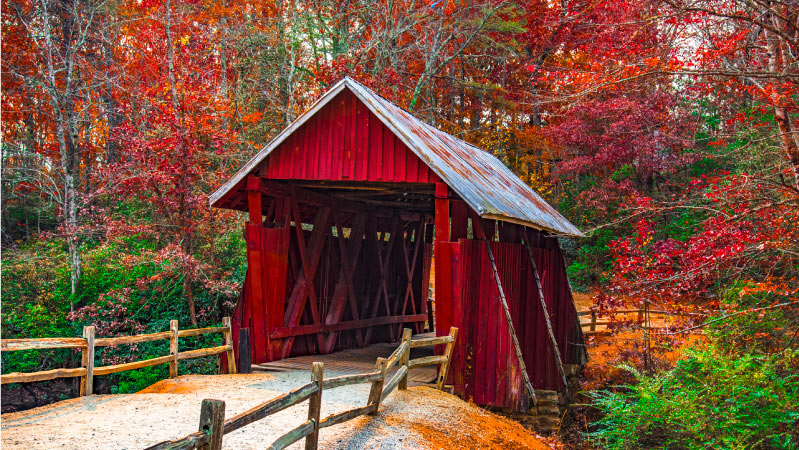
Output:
[384, 124, 394, 181]
[356, 98, 368, 180]
[368, 108, 381, 180]
[263, 224, 290, 360]
[450, 201, 468, 240]
[450, 241, 464, 390]
[246, 223, 267, 363]
[433, 242, 453, 338]
[485, 242, 499, 406]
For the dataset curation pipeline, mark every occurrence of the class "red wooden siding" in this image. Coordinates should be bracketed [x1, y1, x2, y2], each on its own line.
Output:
[263, 90, 441, 183]
[435, 234, 579, 409]
[231, 223, 291, 365]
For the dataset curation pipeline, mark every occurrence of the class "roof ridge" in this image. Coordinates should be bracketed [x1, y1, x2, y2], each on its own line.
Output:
[209, 76, 584, 237]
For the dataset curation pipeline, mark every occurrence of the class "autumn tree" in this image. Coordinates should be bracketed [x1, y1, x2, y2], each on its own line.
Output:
[104, 0, 242, 325]
[659, 0, 799, 187]
[2, 0, 113, 300]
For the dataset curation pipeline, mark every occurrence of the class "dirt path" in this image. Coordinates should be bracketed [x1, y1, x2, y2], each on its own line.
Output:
[1, 372, 554, 449]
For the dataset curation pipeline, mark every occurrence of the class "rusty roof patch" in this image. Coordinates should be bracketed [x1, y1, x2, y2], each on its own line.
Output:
[209, 77, 583, 237]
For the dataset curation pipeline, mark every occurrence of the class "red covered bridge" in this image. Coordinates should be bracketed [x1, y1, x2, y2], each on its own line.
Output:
[210, 77, 587, 412]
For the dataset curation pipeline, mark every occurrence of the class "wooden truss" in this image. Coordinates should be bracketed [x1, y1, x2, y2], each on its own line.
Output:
[242, 176, 430, 363]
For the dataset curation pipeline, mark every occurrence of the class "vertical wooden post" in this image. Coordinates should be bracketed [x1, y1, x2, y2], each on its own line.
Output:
[434, 183, 450, 244]
[436, 327, 458, 390]
[367, 357, 387, 415]
[197, 399, 225, 450]
[399, 328, 412, 390]
[433, 183, 451, 343]
[426, 297, 435, 333]
[239, 328, 252, 374]
[222, 317, 236, 374]
[305, 362, 324, 450]
[80, 325, 95, 396]
[245, 175, 267, 363]
[170, 320, 179, 378]
[590, 311, 597, 332]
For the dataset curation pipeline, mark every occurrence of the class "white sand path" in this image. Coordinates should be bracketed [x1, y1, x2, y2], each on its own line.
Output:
[1, 372, 553, 450]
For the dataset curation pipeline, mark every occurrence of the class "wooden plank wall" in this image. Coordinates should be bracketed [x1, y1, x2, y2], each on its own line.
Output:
[434, 222, 579, 411]
[231, 223, 291, 366]
[263, 90, 441, 184]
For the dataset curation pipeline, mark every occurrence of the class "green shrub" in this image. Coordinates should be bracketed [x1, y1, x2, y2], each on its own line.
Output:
[1, 230, 244, 395]
[588, 346, 799, 450]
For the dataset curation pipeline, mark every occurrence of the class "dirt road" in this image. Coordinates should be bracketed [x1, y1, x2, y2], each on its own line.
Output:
[1, 371, 553, 449]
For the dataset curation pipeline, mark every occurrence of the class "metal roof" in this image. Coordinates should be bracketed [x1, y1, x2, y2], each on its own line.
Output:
[209, 77, 583, 237]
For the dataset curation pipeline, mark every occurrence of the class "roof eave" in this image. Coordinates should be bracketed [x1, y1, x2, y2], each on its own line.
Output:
[481, 213, 585, 238]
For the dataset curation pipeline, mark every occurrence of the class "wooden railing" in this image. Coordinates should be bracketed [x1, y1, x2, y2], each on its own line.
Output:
[145, 326, 459, 450]
[577, 309, 702, 335]
[1, 317, 236, 395]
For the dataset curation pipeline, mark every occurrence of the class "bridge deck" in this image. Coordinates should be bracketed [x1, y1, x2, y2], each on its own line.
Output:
[257, 333, 439, 386]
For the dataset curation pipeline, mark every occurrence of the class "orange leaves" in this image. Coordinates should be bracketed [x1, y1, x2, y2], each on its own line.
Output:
[240, 111, 263, 124]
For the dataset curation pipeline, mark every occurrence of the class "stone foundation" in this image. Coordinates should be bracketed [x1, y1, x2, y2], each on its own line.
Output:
[487, 363, 582, 434]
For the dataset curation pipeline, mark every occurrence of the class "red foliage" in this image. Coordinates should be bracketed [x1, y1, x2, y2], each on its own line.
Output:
[608, 171, 799, 309]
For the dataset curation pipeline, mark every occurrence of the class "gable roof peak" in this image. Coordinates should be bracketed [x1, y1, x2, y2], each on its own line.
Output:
[209, 77, 583, 237]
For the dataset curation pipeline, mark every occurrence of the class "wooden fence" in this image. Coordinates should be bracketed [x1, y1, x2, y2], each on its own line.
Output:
[1, 317, 236, 395]
[578, 309, 702, 336]
[145, 326, 459, 450]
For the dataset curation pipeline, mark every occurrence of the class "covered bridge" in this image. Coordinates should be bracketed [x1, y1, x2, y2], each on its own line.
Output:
[210, 77, 587, 412]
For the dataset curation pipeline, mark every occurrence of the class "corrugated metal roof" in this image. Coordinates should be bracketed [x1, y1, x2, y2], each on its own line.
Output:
[210, 77, 583, 237]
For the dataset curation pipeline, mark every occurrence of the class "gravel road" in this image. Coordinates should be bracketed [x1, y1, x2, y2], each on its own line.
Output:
[1, 371, 553, 449]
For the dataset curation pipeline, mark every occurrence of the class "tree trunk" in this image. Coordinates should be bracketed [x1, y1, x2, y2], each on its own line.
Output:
[765, 7, 799, 188]
[773, 105, 799, 188]
[184, 276, 198, 327]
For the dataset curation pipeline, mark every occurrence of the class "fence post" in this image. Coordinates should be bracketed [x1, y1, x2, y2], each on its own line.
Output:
[426, 288, 435, 332]
[197, 399, 225, 450]
[367, 357, 387, 416]
[222, 317, 237, 374]
[305, 362, 324, 450]
[239, 328, 251, 374]
[590, 310, 597, 332]
[399, 328, 412, 391]
[170, 320, 179, 378]
[80, 325, 95, 396]
[436, 327, 458, 391]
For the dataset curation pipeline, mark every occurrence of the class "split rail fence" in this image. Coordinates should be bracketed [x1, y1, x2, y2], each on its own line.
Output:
[578, 308, 703, 336]
[145, 326, 459, 450]
[0, 317, 236, 395]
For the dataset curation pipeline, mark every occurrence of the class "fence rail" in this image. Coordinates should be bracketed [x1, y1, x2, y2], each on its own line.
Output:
[577, 308, 704, 335]
[0, 317, 237, 395]
[145, 326, 459, 450]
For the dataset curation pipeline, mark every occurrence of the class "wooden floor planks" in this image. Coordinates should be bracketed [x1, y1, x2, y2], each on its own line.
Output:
[257, 333, 438, 385]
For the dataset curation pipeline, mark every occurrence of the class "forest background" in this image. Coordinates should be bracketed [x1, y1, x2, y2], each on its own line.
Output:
[2, 0, 798, 448]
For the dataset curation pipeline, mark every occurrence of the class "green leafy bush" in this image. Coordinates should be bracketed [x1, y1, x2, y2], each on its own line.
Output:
[566, 227, 617, 290]
[588, 346, 799, 450]
[1, 230, 244, 397]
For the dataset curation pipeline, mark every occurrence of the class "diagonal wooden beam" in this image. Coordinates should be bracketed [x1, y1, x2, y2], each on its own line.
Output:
[363, 216, 401, 344]
[362, 218, 387, 346]
[523, 228, 569, 392]
[281, 202, 331, 357]
[470, 209, 537, 407]
[322, 207, 367, 352]
[339, 215, 367, 347]
[398, 221, 424, 319]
